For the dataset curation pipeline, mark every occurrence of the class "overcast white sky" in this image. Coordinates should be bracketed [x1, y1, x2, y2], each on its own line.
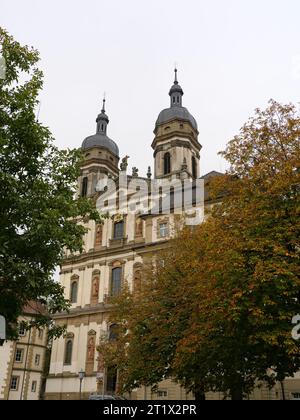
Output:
[2, 0, 300, 176]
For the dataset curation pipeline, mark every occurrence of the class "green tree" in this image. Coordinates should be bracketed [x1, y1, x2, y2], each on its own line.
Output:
[0, 28, 100, 340]
[99, 100, 300, 400]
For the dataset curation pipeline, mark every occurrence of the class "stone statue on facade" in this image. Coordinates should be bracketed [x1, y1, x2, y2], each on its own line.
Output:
[120, 155, 130, 171]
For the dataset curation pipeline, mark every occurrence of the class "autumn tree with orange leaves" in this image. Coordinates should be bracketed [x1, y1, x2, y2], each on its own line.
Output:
[98, 100, 300, 400]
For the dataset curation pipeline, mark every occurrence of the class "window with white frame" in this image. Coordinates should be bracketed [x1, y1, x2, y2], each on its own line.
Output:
[31, 381, 37, 393]
[15, 348, 24, 363]
[159, 222, 169, 238]
[157, 390, 168, 398]
[34, 354, 40, 366]
[19, 323, 26, 337]
[10, 376, 19, 391]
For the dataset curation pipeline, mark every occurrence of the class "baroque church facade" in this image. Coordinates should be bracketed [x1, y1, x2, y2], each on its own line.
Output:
[44, 71, 300, 400]
[45, 70, 212, 400]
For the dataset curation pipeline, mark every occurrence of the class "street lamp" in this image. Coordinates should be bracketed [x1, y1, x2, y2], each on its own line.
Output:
[78, 369, 85, 400]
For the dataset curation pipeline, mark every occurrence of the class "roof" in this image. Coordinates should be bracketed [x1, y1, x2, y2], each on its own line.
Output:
[23, 301, 47, 316]
[155, 106, 198, 131]
[82, 134, 119, 157]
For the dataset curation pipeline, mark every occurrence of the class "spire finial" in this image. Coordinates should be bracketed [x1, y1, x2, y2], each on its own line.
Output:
[101, 92, 106, 113]
[174, 66, 178, 85]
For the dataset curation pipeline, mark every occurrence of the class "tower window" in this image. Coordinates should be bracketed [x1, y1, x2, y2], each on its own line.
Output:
[192, 156, 197, 179]
[81, 177, 88, 197]
[111, 267, 122, 296]
[163, 152, 171, 175]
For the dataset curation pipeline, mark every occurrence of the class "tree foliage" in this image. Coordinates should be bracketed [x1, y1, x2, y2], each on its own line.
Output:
[0, 28, 100, 340]
[99, 100, 300, 399]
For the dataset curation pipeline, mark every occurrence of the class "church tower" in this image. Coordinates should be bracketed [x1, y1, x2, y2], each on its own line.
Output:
[79, 98, 120, 197]
[152, 69, 201, 179]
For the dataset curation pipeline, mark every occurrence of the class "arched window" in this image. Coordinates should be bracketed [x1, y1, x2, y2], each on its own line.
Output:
[70, 281, 78, 303]
[109, 324, 119, 341]
[192, 156, 197, 179]
[114, 221, 124, 239]
[133, 267, 142, 293]
[111, 267, 122, 296]
[81, 177, 88, 197]
[64, 340, 73, 365]
[164, 153, 171, 175]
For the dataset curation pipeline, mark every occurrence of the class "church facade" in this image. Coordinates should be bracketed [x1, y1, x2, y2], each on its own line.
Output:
[44, 70, 213, 400]
[44, 71, 300, 400]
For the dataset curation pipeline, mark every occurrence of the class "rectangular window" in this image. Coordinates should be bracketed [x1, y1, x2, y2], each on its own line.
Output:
[31, 381, 37, 393]
[114, 221, 124, 239]
[15, 348, 24, 363]
[35, 354, 40, 366]
[19, 323, 26, 337]
[111, 267, 122, 296]
[81, 176, 88, 197]
[10, 376, 19, 391]
[159, 223, 168, 238]
[157, 390, 168, 398]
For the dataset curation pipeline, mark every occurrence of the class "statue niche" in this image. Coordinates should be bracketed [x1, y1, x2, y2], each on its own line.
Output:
[85, 330, 96, 375]
[91, 275, 100, 306]
[87, 336, 95, 361]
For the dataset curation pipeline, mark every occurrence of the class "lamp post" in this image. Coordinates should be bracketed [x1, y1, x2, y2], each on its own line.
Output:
[78, 369, 85, 400]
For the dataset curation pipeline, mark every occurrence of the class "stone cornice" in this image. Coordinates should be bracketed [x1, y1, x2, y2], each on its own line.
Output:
[152, 131, 202, 152]
[47, 372, 97, 379]
[60, 240, 168, 268]
[153, 137, 202, 156]
[80, 158, 118, 174]
[52, 303, 114, 319]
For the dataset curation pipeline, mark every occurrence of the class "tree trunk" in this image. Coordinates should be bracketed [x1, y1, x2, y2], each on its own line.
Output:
[280, 381, 286, 401]
[230, 388, 243, 400]
[194, 383, 206, 400]
[194, 389, 206, 400]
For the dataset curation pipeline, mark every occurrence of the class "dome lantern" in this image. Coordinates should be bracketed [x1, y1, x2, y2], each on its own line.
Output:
[169, 68, 184, 107]
[81, 96, 119, 157]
